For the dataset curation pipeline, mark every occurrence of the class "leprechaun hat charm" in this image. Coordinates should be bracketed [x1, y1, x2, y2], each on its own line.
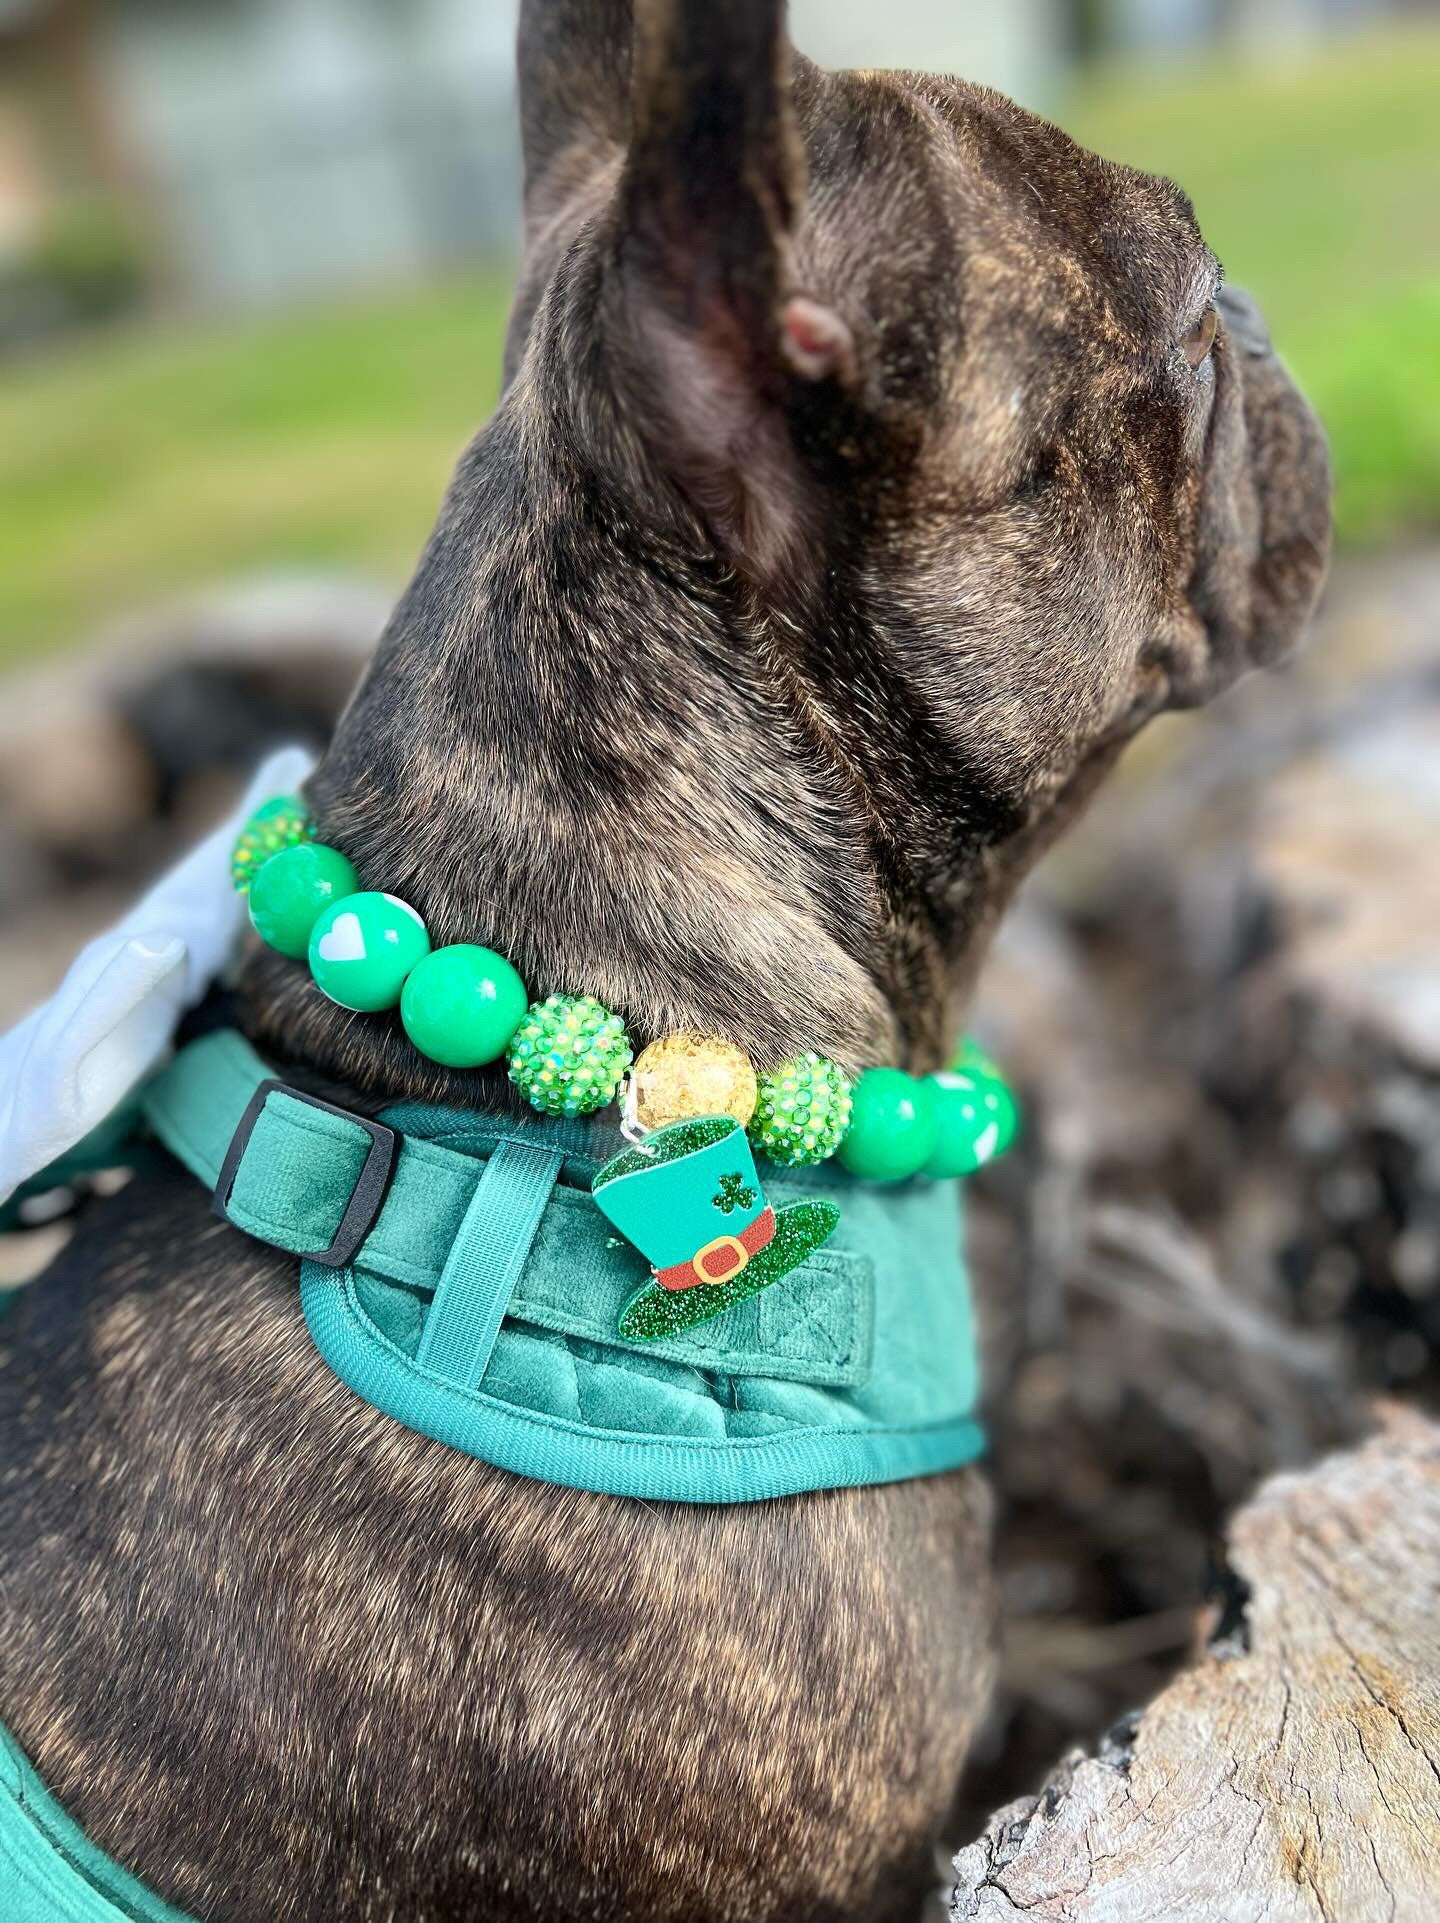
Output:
[593, 1117, 839, 1342]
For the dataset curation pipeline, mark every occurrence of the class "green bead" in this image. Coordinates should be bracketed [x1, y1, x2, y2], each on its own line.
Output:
[308, 890, 430, 1012]
[401, 944, 529, 1069]
[749, 1053, 853, 1166]
[248, 842, 359, 959]
[230, 795, 314, 892]
[837, 1068, 937, 1182]
[924, 1068, 1018, 1177]
[506, 993, 633, 1117]
[925, 1058, 1019, 1177]
[950, 1036, 1003, 1081]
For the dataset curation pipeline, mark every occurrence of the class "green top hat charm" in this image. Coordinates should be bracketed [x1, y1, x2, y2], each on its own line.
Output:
[594, 1117, 839, 1342]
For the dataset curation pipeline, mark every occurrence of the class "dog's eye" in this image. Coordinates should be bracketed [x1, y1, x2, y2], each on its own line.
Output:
[1180, 303, 1218, 370]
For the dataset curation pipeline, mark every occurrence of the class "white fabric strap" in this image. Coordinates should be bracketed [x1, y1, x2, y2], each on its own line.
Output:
[0, 747, 316, 1205]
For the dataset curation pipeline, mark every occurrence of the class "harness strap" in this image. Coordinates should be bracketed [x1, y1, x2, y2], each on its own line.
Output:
[415, 1141, 564, 1387]
[141, 1031, 561, 1297]
[140, 1030, 567, 1394]
[135, 1031, 874, 1395]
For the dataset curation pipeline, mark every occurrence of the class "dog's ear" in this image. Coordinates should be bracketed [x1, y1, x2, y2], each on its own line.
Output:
[611, 0, 853, 573]
[505, 2, 634, 383]
[516, 0, 632, 230]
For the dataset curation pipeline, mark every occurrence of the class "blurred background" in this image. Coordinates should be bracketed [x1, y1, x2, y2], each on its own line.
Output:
[2, 0, 1436, 657]
[3, 0, 1439, 1850]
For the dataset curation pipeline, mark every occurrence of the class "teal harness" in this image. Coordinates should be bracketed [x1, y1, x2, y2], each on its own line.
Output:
[0, 1728, 190, 1923]
[150, 1028, 984, 1503]
[1, 1025, 983, 1916]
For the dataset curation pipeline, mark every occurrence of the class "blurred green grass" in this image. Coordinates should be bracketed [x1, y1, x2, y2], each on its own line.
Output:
[1, 27, 1437, 667]
[0, 272, 514, 667]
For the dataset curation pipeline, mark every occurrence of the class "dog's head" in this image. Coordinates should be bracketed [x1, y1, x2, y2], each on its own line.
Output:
[508, 0, 1327, 982]
[517, 0, 1328, 723]
[264, 0, 1330, 1084]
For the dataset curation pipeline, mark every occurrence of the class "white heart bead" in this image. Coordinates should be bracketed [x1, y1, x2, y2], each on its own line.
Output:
[315, 911, 365, 964]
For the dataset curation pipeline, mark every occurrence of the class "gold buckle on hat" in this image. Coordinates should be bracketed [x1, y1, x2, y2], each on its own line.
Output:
[691, 1233, 749, 1286]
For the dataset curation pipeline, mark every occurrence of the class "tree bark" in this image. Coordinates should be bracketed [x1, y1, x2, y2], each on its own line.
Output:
[952, 1404, 1440, 1922]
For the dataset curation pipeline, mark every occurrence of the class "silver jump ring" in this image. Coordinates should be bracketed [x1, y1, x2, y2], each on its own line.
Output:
[618, 1075, 657, 1154]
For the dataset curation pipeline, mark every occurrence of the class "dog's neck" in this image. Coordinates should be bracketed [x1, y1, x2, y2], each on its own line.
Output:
[240, 272, 1034, 1101]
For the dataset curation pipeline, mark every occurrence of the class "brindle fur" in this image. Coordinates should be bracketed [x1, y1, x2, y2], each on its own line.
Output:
[0, 3, 1330, 1919]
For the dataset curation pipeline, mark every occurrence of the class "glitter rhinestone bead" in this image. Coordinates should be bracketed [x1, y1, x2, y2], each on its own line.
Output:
[400, 944, 529, 1069]
[308, 890, 431, 1012]
[925, 1057, 1019, 1178]
[248, 842, 359, 959]
[749, 1053, 853, 1166]
[229, 795, 314, 893]
[632, 1032, 758, 1130]
[837, 1068, 937, 1182]
[506, 993, 633, 1117]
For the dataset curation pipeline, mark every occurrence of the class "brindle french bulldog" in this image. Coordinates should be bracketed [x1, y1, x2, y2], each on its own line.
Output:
[0, 2, 1330, 1919]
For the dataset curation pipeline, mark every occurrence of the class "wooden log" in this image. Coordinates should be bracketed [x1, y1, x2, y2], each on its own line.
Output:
[951, 1404, 1440, 1922]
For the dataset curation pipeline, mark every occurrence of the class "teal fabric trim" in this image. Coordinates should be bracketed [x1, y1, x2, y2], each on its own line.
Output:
[415, 1141, 564, 1387]
[0, 1724, 196, 1923]
[302, 1262, 984, 1504]
[138, 1032, 986, 1505]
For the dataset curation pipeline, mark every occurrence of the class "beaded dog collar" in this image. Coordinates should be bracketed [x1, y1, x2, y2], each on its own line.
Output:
[233, 794, 1017, 1338]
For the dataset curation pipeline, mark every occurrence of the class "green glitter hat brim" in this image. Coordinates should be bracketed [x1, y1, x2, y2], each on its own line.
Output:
[616, 1198, 840, 1342]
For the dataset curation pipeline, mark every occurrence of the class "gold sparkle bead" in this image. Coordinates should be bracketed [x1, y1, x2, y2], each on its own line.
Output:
[631, 1033, 759, 1131]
